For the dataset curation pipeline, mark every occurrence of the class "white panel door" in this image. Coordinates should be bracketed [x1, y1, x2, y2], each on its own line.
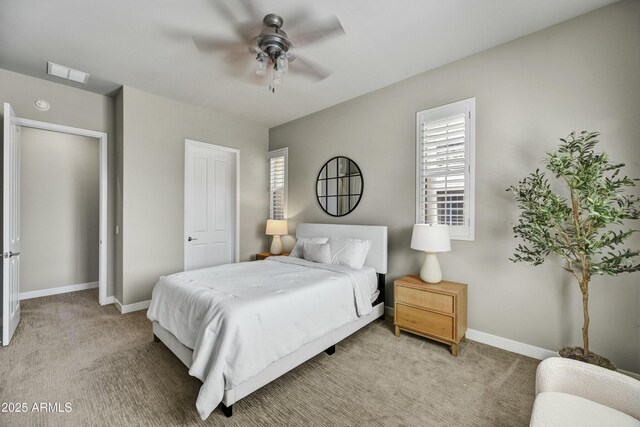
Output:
[185, 140, 237, 271]
[2, 103, 21, 346]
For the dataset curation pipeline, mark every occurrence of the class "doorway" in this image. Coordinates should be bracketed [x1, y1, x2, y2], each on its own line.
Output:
[3, 106, 108, 346]
[184, 139, 239, 271]
[20, 128, 100, 299]
[12, 115, 108, 304]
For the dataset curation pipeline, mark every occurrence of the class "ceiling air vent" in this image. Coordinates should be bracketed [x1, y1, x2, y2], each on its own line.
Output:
[47, 62, 90, 84]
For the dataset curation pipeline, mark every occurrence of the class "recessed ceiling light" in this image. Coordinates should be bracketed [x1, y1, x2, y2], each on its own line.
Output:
[47, 61, 90, 84]
[34, 99, 50, 111]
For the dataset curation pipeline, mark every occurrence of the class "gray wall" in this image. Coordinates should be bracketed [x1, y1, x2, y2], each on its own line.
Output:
[20, 128, 99, 292]
[0, 68, 116, 298]
[119, 87, 269, 305]
[270, 1, 640, 371]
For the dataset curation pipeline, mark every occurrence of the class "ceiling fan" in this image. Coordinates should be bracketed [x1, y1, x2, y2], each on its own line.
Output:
[171, 0, 345, 93]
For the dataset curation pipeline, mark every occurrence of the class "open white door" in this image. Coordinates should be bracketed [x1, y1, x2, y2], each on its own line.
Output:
[184, 140, 238, 271]
[2, 103, 21, 346]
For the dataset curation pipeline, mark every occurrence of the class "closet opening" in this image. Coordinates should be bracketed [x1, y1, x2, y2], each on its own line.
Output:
[11, 114, 108, 307]
[19, 127, 103, 303]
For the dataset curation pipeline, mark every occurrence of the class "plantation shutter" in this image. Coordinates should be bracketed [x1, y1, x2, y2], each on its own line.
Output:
[269, 148, 288, 220]
[416, 98, 475, 240]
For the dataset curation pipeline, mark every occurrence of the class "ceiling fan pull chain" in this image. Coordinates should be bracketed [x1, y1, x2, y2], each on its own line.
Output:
[269, 63, 275, 93]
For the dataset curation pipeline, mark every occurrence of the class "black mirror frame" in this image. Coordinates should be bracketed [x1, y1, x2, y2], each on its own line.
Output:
[315, 156, 364, 217]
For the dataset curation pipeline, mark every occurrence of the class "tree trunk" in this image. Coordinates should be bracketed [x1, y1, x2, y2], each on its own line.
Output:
[582, 283, 590, 356]
[570, 188, 591, 357]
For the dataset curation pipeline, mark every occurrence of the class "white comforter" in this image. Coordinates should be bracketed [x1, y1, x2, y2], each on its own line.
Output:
[146, 256, 375, 419]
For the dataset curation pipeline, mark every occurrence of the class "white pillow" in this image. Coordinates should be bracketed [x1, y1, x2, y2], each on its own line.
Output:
[290, 237, 329, 258]
[303, 242, 332, 264]
[327, 238, 371, 269]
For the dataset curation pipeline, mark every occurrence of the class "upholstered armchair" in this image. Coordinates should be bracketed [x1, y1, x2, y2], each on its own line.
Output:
[530, 357, 640, 426]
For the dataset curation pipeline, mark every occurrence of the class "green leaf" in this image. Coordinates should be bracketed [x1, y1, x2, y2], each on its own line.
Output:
[508, 130, 640, 279]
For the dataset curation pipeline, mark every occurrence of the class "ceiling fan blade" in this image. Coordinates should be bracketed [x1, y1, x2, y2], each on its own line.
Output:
[192, 35, 246, 54]
[234, 22, 264, 44]
[206, 45, 258, 82]
[289, 15, 345, 48]
[288, 54, 332, 81]
[282, 9, 313, 31]
[237, 0, 260, 21]
[206, 0, 260, 43]
[163, 25, 257, 59]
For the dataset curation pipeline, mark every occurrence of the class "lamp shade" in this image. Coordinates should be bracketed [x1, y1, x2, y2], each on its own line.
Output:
[265, 219, 288, 236]
[410, 224, 451, 252]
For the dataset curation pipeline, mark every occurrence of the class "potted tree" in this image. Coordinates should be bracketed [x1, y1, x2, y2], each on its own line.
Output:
[508, 131, 639, 369]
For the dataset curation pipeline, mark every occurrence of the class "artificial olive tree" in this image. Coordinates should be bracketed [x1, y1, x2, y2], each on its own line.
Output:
[509, 131, 639, 365]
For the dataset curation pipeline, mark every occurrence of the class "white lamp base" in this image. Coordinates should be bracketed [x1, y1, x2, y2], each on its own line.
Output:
[270, 235, 283, 255]
[420, 252, 442, 283]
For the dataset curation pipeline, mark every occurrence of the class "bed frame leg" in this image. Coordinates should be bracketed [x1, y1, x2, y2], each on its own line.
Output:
[221, 403, 233, 417]
[325, 345, 336, 355]
[153, 334, 160, 343]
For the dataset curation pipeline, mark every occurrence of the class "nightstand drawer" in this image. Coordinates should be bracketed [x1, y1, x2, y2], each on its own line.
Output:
[396, 285, 454, 313]
[396, 303, 454, 340]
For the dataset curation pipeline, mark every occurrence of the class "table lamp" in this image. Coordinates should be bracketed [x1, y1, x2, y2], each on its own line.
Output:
[410, 224, 451, 283]
[266, 219, 288, 255]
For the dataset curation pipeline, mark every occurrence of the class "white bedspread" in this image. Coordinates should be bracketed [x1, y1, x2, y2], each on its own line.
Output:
[146, 256, 375, 419]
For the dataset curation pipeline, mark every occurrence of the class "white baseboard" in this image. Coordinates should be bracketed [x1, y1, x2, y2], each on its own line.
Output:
[102, 296, 115, 305]
[385, 306, 556, 361]
[114, 298, 151, 314]
[465, 329, 557, 360]
[20, 281, 99, 300]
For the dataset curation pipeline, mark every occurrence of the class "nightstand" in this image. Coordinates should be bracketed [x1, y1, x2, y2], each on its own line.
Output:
[394, 275, 467, 356]
[255, 251, 289, 260]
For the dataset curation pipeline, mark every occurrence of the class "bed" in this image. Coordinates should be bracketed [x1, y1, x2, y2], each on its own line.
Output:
[147, 223, 387, 419]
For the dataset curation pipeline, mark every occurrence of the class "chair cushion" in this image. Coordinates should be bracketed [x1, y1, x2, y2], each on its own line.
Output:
[536, 357, 640, 419]
[530, 392, 640, 427]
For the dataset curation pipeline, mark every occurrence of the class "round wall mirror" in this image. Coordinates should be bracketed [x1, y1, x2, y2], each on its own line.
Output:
[316, 156, 363, 217]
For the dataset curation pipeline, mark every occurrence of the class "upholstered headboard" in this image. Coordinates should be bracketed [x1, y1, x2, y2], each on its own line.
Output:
[295, 223, 388, 274]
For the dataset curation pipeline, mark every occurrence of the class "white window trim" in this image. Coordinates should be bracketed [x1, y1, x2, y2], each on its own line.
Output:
[268, 147, 288, 220]
[415, 98, 475, 241]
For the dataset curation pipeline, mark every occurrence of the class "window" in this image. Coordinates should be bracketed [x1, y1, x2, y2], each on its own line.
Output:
[416, 98, 475, 240]
[269, 148, 288, 220]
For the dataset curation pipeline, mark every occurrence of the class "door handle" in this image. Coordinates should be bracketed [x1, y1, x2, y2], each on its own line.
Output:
[3, 251, 20, 258]
[188, 237, 197, 242]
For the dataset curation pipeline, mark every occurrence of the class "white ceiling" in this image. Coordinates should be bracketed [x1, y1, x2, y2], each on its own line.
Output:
[0, 0, 617, 128]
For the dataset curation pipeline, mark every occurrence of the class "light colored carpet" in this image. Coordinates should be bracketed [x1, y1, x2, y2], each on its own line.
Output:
[0, 290, 538, 426]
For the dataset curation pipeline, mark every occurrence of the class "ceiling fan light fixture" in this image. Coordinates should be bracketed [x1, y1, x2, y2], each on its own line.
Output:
[257, 49, 289, 92]
[276, 54, 288, 74]
[255, 53, 268, 76]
